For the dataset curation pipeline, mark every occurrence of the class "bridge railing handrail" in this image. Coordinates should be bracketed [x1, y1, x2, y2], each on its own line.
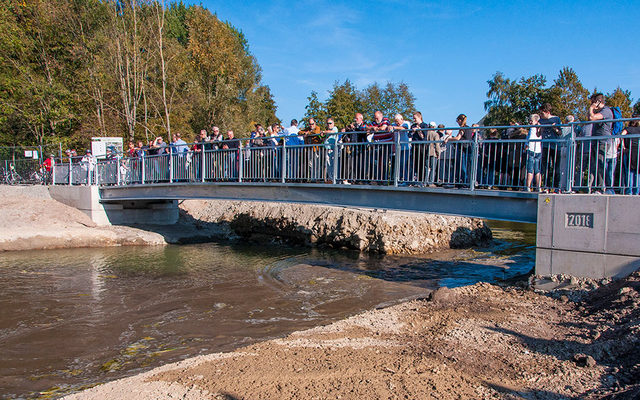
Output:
[30, 116, 640, 194]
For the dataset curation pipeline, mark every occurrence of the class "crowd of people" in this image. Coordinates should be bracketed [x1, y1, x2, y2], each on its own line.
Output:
[54, 92, 640, 194]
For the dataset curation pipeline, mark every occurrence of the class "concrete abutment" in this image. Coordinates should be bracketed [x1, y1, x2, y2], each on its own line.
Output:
[48, 186, 178, 226]
[536, 194, 640, 279]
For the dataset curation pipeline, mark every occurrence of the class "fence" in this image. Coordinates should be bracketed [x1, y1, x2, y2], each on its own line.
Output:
[11, 118, 640, 195]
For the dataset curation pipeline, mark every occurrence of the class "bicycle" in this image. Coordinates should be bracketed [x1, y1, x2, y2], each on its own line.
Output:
[29, 168, 48, 185]
[1, 163, 22, 185]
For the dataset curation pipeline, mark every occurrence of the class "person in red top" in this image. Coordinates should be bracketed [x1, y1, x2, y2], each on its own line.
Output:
[42, 154, 54, 184]
[43, 154, 54, 172]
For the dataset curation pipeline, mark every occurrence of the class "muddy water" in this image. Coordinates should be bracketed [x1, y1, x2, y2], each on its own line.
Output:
[0, 223, 533, 399]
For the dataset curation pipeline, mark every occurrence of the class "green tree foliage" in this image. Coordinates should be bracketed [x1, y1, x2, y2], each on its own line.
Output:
[359, 82, 416, 122]
[0, 0, 278, 147]
[548, 67, 590, 120]
[304, 80, 416, 129]
[605, 87, 633, 117]
[303, 91, 327, 128]
[633, 100, 640, 116]
[325, 80, 360, 129]
[484, 72, 548, 125]
[484, 69, 636, 125]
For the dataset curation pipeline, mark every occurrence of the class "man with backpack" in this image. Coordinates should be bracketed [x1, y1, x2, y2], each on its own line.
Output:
[588, 93, 616, 194]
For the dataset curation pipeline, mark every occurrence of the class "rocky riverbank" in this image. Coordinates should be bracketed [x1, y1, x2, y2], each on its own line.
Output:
[174, 200, 492, 253]
[0, 186, 491, 253]
[63, 271, 640, 400]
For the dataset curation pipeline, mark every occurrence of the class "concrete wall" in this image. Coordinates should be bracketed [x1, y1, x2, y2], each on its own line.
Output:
[48, 186, 178, 226]
[536, 194, 640, 278]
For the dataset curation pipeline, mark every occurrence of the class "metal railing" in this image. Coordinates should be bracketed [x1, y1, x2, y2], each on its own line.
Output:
[32, 118, 640, 195]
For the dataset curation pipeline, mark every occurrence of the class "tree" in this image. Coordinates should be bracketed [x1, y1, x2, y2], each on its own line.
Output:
[605, 87, 633, 117]
[247, 85, 279, 129]
[303, 91, 326, 127]
[484, 72, 548, 125]
[548, 67, 589, 120]
[187, 5, 267, 136]
[634, 100, 640, 116]
[325, 79, 360, 129]
[0, 0, 280, 147]
[0, 0, 80, 146]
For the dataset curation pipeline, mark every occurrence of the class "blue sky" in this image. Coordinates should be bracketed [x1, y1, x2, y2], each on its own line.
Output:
[199, 0, 640, 126]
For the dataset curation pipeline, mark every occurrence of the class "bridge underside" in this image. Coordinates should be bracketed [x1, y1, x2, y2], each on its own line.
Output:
[99, 183, 539, 224]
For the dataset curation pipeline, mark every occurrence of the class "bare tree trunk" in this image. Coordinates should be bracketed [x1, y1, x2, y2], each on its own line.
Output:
[143, 84, 150, 143]
[111, 0, 145, 143]
[155, 0, 171, 138]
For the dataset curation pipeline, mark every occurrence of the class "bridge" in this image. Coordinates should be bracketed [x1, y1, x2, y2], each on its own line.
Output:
[45, 119, 640, 280]
[99, 182, 539, 223]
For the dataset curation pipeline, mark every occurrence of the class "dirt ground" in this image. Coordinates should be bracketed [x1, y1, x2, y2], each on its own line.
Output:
[0, 186, 166, 251]
[64, 271, 640, 400]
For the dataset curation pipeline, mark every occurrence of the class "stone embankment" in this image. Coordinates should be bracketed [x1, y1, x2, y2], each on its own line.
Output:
[179, 200, 492, 254]
[0, 186, 491, 253]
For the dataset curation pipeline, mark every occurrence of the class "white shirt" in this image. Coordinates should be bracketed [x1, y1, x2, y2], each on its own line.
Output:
[527, 127, 542, 153]
[285, 125, 300, 135]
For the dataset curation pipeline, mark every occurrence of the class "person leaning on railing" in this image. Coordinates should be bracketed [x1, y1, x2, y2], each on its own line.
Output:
[588, 92, 616, 194]
[444, 114, 473, 187]
[539, 103, 562, 190]
[425, 122, 441, 186]
[301, 118, 324, 182]
[390, 113, 411, 183]
[410, 112, 429, 184]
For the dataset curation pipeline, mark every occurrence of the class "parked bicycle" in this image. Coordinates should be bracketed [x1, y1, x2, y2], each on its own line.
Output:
[1, 163, 22, 185]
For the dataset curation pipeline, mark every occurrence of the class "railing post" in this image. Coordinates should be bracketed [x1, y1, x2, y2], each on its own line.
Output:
[567, 124, 576, 193]
[68, 160, 72, 186]
[169, 151, 174, 183]
[95, 162, 99, 186]
[469, 131, 479, 191]
[141, 156, 146, 184]
[201, 149, 206, 183]
[116, 156, 121, 186]
[281, 139, 287, 183]
[238, 147, 243, 183]
[393, 132, 400, 187]
[332, 135, 339, 185]
[51, 159, 56, 186]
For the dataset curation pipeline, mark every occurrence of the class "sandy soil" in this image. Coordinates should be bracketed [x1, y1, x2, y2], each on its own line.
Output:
[63, 272, 640, 400]
[0, 186, 166, 251]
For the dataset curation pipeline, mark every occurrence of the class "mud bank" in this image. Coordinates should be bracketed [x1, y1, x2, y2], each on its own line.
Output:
[175, 200, 492, 253]
[63, 271, 640, 400]
[0, 186, 491, 253]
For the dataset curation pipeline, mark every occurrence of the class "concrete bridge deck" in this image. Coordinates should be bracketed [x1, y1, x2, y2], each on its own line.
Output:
[99, 183, 539, 223]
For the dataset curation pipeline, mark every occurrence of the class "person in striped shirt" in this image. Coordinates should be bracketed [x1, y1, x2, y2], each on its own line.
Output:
[369, 111, 392, 182]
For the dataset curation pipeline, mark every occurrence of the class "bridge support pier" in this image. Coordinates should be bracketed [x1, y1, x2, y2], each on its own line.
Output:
[536, 194, 640, 279]
[49, 186, 178, 226]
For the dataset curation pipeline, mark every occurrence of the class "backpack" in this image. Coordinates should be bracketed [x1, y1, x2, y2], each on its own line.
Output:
[611, 106, 624, 135]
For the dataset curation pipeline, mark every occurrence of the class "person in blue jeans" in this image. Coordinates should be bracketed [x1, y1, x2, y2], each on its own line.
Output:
[588, 93, 615, 194]
[526, 114, 542, 191]
[444, 114, 474, 186]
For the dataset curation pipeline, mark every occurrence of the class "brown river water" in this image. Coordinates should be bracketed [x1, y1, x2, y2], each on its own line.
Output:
[0, 221, 534, 399]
